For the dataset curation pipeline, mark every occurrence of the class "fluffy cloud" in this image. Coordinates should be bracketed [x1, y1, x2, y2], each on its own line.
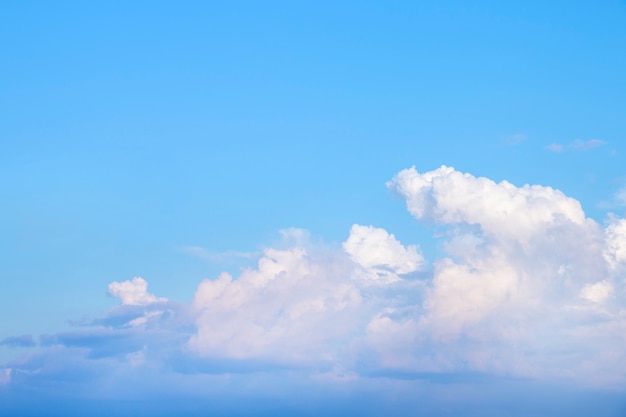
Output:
[580, 280, 613, 303]
[343, 224, 424, 282]
[189, 246, 362, 364]
[188, 224, 427, 366]
[388, 165, 586, 242]
[384, 166, 626, 383]
[4, 166, 626, 392]
[108, 277, 167, 306]
[605, 216, 626, 271]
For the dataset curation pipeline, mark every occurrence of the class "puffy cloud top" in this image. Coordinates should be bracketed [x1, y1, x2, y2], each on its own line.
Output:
[108, 277, 167, 306]
[388, 165, 585, 242]
[605, 217, 626, 270]
[189, 246, 364, 363]
[343, 224, 424, 281]
[5, 166, 626, 392]
[382, 166, 626, 384]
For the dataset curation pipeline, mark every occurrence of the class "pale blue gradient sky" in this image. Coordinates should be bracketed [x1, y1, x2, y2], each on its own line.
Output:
[2, 1, 626, 415]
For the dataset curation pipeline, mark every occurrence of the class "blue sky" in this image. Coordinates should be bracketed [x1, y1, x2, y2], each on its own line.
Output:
[2, 1, 626, 415]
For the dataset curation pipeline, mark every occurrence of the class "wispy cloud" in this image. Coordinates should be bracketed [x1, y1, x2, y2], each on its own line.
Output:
[108, 277, 167, 306]
[504, 133, 526, 146]
[616, 187, 626, 207]
[0, 368, 10, 386]
[545, 143, 564, 152]
[546, 139, 606, 152]
[182, 246, 259, 263]
[596, 181, 626, 210]
[0, 335, 36, 348]
[572, 139, 606, 150]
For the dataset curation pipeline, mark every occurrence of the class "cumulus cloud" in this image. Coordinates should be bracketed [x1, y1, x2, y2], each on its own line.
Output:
[580, 281, 613, 303]
[343, 224, 424, 282]
[605, 216, 626, 271]
[385, 165, 626, 383]
[4, 165, 626, 392]
[387, 165, 586, 242]
[188, 224, 426, 365]
[108, 277, 167, 306]
[189, 246, 364, 364]
[546, 139, 606, 152]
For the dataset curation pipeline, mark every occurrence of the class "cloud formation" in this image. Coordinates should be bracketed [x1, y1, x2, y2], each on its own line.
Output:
[108, 277, 167, 306]
[0, 335, 35, 348]
[546, 139, 606, 152]
[616, 187, 626, 207]
[504, 133, 526, 145]
[343, 224, 424, 281]
[383, 166, 626, 383]
[182, 246, 259, 263]
[3, 165, 626, 394]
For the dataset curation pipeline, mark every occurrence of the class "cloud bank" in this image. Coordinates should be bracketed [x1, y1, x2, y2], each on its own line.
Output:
[3, 165, 626, 398]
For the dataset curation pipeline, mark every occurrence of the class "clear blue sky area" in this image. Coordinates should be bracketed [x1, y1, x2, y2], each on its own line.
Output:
[2, 1, 626, 415]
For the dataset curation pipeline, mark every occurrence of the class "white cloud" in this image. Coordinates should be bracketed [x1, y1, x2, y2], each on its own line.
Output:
[188, 225, 425, 365]
[182, 246, 258, 262]
[6, 166, 626, 390]
[387, 165, 585, 243]
[343, 224, 424, 282]
[605, 216, 626, 271]
[571, 139, 606, 150]
[189, 246, 365, 364]
[279, 227, 311, 246]
[381, 165, 625, 383]
[108, 277, 167, 306]
[127, 310, 164, 327]
[545, 143, 564, 152]
[580, 281, 613, 303]
[546, 139, 606, 152]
